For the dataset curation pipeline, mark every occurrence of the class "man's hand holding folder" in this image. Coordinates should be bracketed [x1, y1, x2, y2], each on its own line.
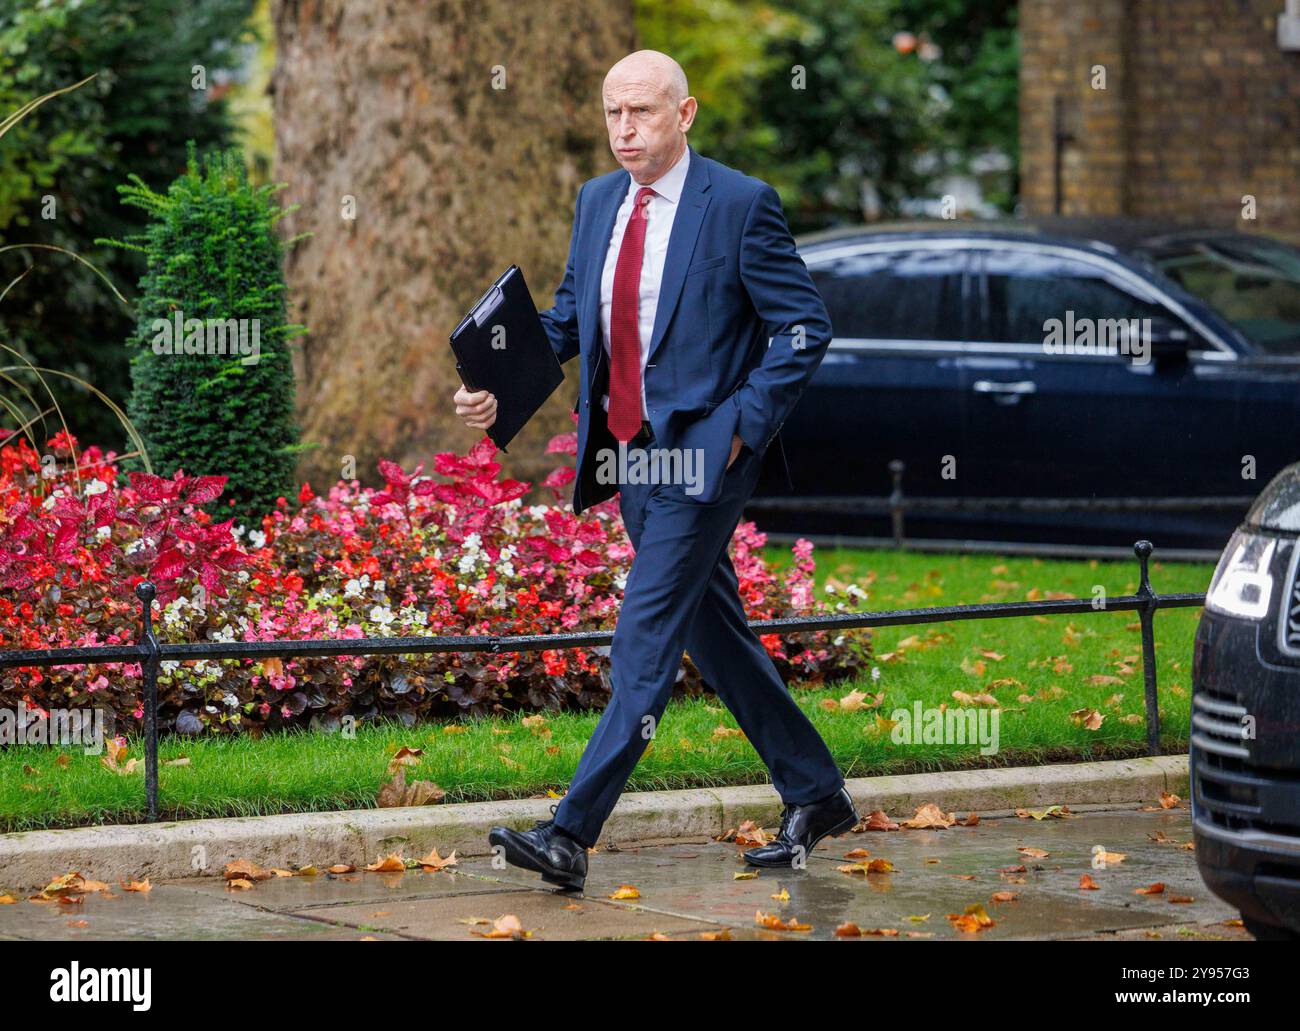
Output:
[453, 385, 497, 431]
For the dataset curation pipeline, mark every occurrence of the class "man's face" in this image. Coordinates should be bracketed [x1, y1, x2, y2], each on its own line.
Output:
[603, 80, 693, 184]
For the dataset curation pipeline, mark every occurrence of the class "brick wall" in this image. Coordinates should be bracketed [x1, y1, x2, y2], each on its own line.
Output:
[1020, 0, 1300, 232]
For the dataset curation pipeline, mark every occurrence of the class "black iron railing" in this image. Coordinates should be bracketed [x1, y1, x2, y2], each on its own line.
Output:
[0, 540, 1205, 823]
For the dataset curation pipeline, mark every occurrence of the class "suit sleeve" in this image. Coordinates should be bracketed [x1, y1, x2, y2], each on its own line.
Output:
[733, 183, 832, 454]
[537, 183, 584, 365]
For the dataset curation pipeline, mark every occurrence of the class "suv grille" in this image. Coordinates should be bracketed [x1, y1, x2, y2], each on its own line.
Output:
[1194, 687, 1300, 842]
[1190, 687, 1250, 761]
[1279, 544, 1300, 657]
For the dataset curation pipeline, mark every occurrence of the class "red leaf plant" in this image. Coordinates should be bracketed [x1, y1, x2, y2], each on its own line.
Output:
[0, 429, 870, 738]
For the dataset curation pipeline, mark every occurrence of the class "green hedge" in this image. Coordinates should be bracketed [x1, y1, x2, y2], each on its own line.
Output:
[107, 147, 302, 524]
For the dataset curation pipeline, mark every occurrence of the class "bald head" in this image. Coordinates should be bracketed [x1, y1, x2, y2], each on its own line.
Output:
[602, 50, 697, 185]
[604, 50, 689, 104]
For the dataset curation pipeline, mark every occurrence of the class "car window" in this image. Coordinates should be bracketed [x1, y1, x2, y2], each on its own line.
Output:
[810, 248, 966, 341]
[977, 249, 1175, 347]
[1149, 237, 1300, 355]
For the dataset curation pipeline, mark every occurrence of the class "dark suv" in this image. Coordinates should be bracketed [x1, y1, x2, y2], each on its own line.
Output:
[1192, 462, 1300, 939]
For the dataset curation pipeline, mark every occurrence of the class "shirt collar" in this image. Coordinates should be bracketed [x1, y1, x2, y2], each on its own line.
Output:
[632, 146, 690, 205]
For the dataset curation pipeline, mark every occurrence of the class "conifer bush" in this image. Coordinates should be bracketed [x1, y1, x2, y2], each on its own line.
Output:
[108, 147, 302, 525]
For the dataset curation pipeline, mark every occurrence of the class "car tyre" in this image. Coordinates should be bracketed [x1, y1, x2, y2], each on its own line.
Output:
[1243, 914, 1300, 941]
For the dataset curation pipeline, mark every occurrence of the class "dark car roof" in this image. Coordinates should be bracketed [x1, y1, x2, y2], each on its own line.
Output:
[795, 217, 1250, 260]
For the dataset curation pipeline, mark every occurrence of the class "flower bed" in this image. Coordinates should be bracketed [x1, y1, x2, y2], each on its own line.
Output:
[0, 429, 871, 736]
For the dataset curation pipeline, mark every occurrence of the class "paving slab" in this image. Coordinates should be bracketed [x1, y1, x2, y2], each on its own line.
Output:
[0, 884, 407, 940]
[455, 808, 1235, 940]
[170, 866, 515, 912]
[0, 806, 1243, 940]
[290, 888, 725, 940]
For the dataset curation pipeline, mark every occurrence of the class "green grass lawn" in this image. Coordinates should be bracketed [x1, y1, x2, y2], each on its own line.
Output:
[0, 547, 1211, 832]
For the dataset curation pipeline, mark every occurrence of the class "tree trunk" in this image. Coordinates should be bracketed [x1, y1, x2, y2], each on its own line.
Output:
[271, 0, 634, 489]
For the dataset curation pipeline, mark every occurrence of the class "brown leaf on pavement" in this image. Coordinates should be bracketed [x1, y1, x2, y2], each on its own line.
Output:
[903, 803, 956, 830]
[119, 879, 151, 893]
[855, 810, 901, 832]
[755, 910, 811, 932]
[1159, 791, 1181, 809]
[1018, 847, 1050, 859]
[365, 853, 407, 873]
[470, 914, 531, 939]
[730, 821, 771, 848]
[608, 884, 640, 900]
[417, 848, 458, 872]
[1135, 883, 1166, 895]
[947, 904, 995, 933]
[1079, 873, 1100, 890]
[223, 859, 275, 882]
[837, 859, 895, 876]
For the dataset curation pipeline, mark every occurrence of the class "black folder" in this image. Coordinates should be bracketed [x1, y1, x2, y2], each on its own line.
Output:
[449, 265, 564, 452]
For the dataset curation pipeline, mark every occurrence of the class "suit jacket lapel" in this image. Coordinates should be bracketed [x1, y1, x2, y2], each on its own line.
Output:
[647, 149, 711, 364]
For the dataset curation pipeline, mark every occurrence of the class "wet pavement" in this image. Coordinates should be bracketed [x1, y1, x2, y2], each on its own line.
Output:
[0, 806, 1250, 940]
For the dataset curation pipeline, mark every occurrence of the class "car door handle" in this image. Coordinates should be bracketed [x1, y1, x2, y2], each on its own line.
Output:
[972, 380, 1037, 395]
[972, 379, 1036, 406]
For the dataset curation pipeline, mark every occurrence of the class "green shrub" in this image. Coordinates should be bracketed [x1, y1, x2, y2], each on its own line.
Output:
[107, 147, 302, 524]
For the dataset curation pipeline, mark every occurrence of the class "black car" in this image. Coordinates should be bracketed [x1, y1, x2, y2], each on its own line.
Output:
[754, 218, 1300, 554]
[1192, 463, 1300, 940]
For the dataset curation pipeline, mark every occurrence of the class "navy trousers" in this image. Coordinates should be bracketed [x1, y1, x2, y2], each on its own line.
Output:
[552, 436, 845, 847]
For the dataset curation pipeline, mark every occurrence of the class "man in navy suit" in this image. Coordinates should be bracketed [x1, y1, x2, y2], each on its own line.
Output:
[455, 50, 856, 890]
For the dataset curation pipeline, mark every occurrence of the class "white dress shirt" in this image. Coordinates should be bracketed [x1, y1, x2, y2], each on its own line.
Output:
[598, 147, 691, 416]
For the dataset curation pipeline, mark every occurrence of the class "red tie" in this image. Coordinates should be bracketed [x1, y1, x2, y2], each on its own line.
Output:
[608, 186, 656, 442]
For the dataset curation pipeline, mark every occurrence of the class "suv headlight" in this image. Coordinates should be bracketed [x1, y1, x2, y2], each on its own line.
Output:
[1205, 530, 1277, 620]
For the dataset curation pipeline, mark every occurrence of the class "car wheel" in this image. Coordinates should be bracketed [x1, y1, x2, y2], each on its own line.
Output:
[1243, 914, 1300, 941]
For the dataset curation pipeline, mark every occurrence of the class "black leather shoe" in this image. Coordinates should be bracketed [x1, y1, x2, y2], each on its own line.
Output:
[488, 819, 588, 891]
[743, 787, 858, 868]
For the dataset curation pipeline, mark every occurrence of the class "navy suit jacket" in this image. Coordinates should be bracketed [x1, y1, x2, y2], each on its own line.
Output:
[538, 146, 831, 514]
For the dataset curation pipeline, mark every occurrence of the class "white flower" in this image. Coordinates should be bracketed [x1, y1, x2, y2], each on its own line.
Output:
[845, 584, 869, 602]
[344, 578, 364, 598]
[373, 579, 385, 592]
[528, 505, 549, 519]
[369, 605, 395, 628]
[871, 667, 881, 681]
[95, 525, 112, 542]
[464, 533, 482, 553]
[83, 478, 107, 497]
[248, 529, 266, 549]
